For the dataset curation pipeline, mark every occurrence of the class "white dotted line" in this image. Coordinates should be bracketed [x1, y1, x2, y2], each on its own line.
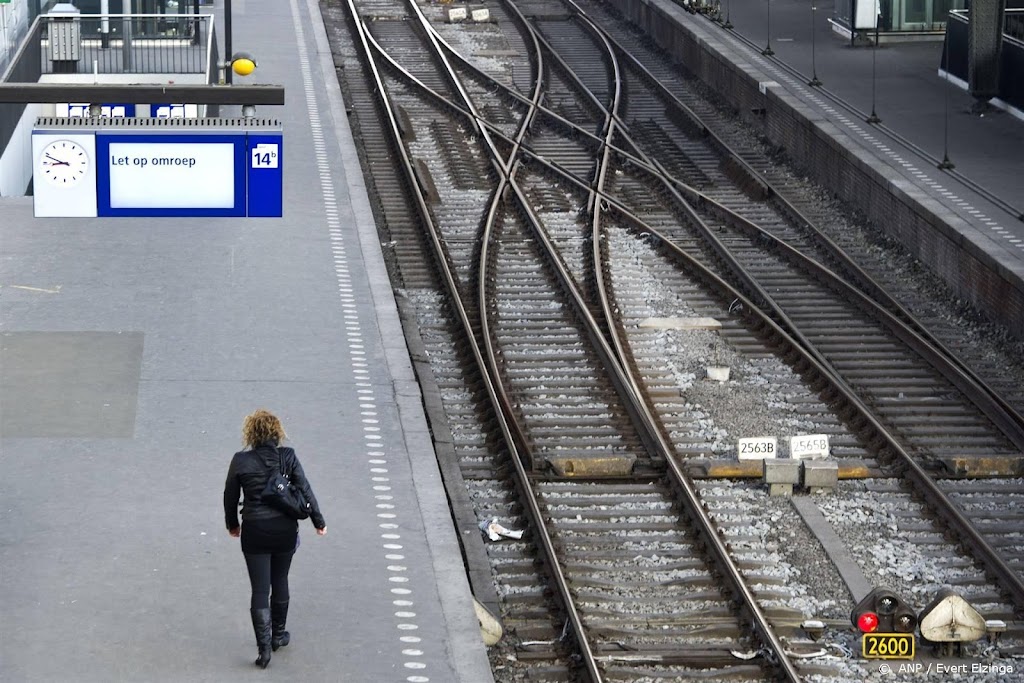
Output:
[288, 0, 429, 679]
[744, 39, 1022, 253]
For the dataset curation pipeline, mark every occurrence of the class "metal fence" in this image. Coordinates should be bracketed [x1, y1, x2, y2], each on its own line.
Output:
[41, 13, 213, 75]
[1006, 9, 1024, 42]
[949, 8, 1024, 42]
[945, 10, 1024, 110]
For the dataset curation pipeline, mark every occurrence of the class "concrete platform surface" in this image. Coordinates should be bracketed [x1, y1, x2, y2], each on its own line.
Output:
[0, 0, 494, 681]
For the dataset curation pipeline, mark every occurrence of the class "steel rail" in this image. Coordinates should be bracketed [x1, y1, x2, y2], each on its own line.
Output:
[573, 3, 1024, 432]
[383, 0, 1024, 624]
[400, 1, 605, 679]
[575, 153, 1024, 612]
[348, 13, 607, 679]
[514, 11, 630, 364]
[412, 5, 783, 680]
[506, 123, 807, 683]
[541, 2, 1024, 443]
[434, 6, 805, 679]
[355, 8, 1024, 677]
[663, 180, 1024, 452]
[375, 36, 1024, 607]
[341, 0, 540, 576]
[577, 20, 628, 378]
[375, 28, 1024, 458]
[493, 138, 1024, 612]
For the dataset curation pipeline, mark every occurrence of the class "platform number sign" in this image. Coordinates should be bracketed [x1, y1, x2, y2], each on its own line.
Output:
[251, 143, 279, 169]
[247, 135, 282, 217]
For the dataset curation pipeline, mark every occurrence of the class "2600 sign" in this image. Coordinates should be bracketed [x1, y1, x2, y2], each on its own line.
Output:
[862, 633, 915, 660]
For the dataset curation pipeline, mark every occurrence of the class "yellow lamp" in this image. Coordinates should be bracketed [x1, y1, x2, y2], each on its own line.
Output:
[231, 52, 257, 77]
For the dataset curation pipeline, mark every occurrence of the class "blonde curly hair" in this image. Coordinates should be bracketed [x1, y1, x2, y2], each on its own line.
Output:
[242, 409, 287, 448]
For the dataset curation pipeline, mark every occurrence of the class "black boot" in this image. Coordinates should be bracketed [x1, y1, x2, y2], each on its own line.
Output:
[250, 607, 272, 668]
[271, 600, 290, 651]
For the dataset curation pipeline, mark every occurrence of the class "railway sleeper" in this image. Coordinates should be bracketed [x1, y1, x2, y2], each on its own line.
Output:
[527, 425, 635, 438]
[585, 602, 808, 633]
[932, 455, 1024, 476]
[602, 662, 766, 679]
[877, 416, 1003, 429]
[589, 635, 747, 651]
[829, 357, 926, 368]
[543, 454, 638, 477]
[551, 524, 686, 537]
[562, 560, 711, 574]
[541, 496, 673, 507]
[941, 481, 1024, 492]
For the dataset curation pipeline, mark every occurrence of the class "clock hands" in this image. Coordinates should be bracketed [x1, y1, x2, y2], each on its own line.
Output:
[40, 142, 88, 187]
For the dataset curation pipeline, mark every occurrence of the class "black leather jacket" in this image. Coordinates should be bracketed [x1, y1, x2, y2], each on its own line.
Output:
[223, 442, 326, 530]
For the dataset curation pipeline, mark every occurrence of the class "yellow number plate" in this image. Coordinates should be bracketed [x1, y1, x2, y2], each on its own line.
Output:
[862, 633, 916, 660]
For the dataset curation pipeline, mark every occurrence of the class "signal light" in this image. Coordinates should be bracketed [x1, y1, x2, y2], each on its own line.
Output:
[857, 612, 879, 633]
[852, 587, 918, 634]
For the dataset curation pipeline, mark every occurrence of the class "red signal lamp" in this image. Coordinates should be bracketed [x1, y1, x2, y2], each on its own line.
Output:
[857, 612, 880, 633]
[852, 587, 916, 634]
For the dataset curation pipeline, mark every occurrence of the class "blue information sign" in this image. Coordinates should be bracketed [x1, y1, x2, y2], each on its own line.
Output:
[247, 134, 283, 218]
[33, 119, 283, 218]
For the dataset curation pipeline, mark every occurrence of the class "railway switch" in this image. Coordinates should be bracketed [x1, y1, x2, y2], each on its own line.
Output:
[852, 587, 917, 634]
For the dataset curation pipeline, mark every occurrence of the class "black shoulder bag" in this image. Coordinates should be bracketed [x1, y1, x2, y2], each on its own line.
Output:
[260, 448, 311, 520]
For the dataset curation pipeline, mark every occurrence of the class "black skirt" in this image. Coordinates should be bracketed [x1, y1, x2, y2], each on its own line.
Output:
[241, 515, 298, 555]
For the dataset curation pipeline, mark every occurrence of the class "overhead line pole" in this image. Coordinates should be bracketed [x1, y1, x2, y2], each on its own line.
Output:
[224, 0, 233, 84]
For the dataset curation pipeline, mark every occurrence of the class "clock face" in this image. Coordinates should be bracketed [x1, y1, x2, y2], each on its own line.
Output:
[40, 140, 90, 186]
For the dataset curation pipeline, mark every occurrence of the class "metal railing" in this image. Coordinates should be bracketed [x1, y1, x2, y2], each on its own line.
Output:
[950, 8, 1024, 41]
[40, 13, 214, 75]
[1006, 9, 1024, 42]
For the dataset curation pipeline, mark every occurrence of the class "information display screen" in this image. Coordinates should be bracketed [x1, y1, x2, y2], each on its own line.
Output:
[107, 142, 235, 209]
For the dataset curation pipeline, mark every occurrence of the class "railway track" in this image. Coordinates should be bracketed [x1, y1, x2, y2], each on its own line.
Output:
[320, 0, 1024, 680]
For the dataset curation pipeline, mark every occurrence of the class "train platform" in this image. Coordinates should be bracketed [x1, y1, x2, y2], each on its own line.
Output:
[609, 0, 1024, 336]
[714, 0, 1024, 224]
[0, 0, 494, 681]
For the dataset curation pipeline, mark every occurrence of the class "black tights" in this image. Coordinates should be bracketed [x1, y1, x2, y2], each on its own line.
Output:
[244, 551, 294, 610]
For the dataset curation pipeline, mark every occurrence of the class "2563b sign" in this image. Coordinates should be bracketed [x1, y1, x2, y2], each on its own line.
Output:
[862, 633, 915, 659]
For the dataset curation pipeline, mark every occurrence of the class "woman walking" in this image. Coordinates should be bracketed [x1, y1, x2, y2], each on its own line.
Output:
[224, 409, 327, 668]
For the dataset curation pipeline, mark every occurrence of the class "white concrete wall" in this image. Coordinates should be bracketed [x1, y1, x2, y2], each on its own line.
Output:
[0, 102, 42, 196]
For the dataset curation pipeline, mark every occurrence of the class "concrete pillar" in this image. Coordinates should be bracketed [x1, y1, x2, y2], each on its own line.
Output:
[967, 0, 1006, 103]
